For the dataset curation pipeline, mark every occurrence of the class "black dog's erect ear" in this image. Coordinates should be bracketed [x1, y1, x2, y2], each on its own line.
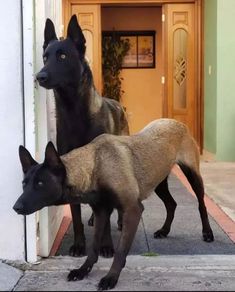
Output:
[67, 14, 86, 56]
[19, 146, 38, 174]
[44, 142, 63, 169]
[43, 18, 58, 50]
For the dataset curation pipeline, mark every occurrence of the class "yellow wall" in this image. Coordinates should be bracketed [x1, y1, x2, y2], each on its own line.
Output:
[102, 6, 163, 133]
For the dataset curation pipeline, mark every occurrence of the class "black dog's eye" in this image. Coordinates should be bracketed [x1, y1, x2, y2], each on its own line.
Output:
[37, 181, 44, 187]
[22, 181, 27, 188]
[60, 54, 66, 60]
[43, 56, 47, 62]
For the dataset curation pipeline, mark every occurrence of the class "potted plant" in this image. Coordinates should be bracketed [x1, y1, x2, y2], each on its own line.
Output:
[102, 32, 130, 102]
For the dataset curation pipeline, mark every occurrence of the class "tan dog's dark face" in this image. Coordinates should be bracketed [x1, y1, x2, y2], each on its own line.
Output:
[13, 143, 66, 215]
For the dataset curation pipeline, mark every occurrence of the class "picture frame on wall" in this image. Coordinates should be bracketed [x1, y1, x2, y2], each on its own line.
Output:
[102, 30, 156, 68]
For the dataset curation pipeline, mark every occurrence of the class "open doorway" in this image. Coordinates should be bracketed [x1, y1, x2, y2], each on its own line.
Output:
[101, 6, 163, 134]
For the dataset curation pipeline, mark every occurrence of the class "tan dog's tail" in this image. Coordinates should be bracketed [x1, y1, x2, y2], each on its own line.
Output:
[176, 128, 200, 174]
[177, 161, 204, 199]
[176, 128, 203, 196]
[176, 134, 214, 242]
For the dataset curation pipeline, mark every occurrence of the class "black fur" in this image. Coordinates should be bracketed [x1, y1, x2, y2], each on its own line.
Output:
[154, 164, 214, 242]
[154, 177, 177, 238]
[36, 15, 129, 257]
[14, 143, 67, 215]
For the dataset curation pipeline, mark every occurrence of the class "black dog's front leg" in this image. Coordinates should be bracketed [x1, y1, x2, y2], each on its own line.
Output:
[89, 209, 123, 231]
[68, 207, 112, 281]
[100, 216, 114, 258]
[69, 204, 86, 257]
[98, 202, 144, 291]
[117, 209, 123, 231]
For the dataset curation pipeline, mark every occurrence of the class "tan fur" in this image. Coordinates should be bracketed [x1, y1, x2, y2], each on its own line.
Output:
[89, 88, 103, 114]
[61, 118, 199, 207]
[61, 145, 96, 194]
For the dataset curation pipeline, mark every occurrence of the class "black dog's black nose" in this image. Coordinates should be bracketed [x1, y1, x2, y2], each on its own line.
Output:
[13, 202, 24, 214]
[36, 71, 48, 84]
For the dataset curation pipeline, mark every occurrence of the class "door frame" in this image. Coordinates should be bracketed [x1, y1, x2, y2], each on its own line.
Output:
[63, 0, 203, 148]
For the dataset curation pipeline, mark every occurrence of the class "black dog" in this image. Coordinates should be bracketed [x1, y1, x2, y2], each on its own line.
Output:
[36, 15, 129, 257]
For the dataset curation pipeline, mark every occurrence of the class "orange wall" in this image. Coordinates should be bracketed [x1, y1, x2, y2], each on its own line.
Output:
[102, 6, 163, 133]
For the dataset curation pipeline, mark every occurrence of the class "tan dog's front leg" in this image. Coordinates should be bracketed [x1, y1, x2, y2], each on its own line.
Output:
[98, 201, 144, 291]
[68, 207, 112, 281]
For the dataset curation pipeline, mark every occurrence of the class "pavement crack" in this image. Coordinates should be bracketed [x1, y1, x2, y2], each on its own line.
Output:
[12, 272, 25, 291]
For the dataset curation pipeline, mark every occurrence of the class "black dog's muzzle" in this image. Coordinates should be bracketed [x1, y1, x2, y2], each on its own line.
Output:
[36, 71, 49, 86]
[13, 199, 26, 215]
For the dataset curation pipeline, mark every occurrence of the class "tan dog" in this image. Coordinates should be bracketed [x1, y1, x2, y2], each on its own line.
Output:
[14, 118, 214, 290]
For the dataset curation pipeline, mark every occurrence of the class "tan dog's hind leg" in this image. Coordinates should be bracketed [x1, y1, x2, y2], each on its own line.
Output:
[177, 135, 214, 242]
[154, 177, 177, 238]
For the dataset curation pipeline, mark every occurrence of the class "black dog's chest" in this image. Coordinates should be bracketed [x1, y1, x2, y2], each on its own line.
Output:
[78, 191, 99, 205]
[78, 189, 121, 211]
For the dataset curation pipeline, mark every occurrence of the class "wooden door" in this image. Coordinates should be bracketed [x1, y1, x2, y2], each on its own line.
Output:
[164, 3, 198, 141]
[63, 4, 102, 93]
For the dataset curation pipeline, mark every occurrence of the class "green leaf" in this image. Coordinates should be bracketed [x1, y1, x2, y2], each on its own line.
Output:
[102, 32, 130, 101]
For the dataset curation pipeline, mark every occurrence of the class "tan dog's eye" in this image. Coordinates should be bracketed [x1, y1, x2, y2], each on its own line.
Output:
[60, 54, 66, 59]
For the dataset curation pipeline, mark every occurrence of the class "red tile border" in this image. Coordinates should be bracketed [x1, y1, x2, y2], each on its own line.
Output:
[172, 164, 235, 243]
[49, 205, 72, 256]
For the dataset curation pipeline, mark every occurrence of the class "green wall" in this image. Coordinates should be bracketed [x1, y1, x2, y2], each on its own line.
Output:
[204, 0, 217, 154]
[216, 0, 235, 161]
[204, 0, 235, 161]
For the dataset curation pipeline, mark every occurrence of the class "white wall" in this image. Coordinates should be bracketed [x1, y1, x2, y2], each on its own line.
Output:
[0, 0, 25, 260]
[0, 0, 63, 261]
[35, 0, 64, 258]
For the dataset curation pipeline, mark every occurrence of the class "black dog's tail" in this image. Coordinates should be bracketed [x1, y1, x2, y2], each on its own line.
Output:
[177, 161, 204, 199]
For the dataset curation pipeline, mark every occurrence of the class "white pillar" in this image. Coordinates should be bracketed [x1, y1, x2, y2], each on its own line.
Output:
[0, 0, 26, 261]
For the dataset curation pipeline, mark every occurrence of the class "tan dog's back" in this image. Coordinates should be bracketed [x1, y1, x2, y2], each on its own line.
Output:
[94, 119, 198, 201]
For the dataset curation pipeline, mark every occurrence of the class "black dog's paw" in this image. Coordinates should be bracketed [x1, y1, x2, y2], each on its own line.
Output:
[67, 267, 91, 281]
[98, 275, 118, 291]
[88, 214, 94, 226]
[100, 246, 114, 258]
[69, 243, 86, 257]
[203, 230, 214, 242]
[154, 228, 169, 239]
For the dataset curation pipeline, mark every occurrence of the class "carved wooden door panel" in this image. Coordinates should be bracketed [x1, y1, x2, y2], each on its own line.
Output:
[164, 4, 197, 140]
[64, 4, 102, 93]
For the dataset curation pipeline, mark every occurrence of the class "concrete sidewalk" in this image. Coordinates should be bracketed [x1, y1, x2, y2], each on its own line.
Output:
[1, 164, 235, 291]
[1, 255, 235, 291]
[201, 161, 235, 223]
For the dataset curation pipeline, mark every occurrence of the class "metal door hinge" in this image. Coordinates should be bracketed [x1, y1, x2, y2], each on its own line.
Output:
[162, 14, 165, 22]
[161, 76, 165, 84]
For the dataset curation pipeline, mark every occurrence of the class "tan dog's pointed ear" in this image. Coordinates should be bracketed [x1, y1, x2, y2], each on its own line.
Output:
[44, 142, 62, 169]
[43, 18, 58, 51]
[19, 146, 38, 174]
